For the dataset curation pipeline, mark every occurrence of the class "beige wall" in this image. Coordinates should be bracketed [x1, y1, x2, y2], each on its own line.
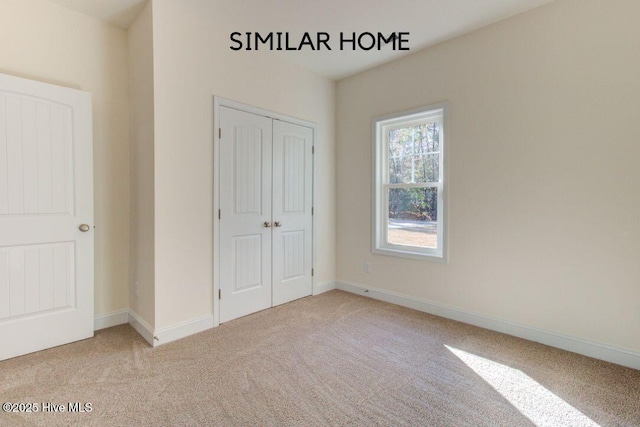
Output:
[336, 0, 640, 353]
[151, 0, 336, 328]
[128, 1, 155, 327]
[0, 0, 130, 317]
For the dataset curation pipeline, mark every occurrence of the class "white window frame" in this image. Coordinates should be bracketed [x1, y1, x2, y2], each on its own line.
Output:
[372, 103, 448, 261]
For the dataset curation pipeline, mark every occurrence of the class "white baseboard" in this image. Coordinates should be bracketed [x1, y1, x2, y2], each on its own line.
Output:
[336, 280, 640, 371]
[114, 310, 214, 347]
[94, 310, 129, 331]
[153, 315, 215, 347]
[128, 310, 155, 346]
[313, 280, 336, 296]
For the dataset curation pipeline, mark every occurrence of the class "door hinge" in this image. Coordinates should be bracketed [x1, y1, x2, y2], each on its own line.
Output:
[311, 206, 314, 215]
[218, 209, 221, 220]
[311, 268, 314, 277]
[219, 128, 222, 139]
[219, 289, 221, 300]
[312, 146, 315, 154]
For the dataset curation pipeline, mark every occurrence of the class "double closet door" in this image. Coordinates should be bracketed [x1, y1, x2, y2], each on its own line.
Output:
[219, 106, 313, 323]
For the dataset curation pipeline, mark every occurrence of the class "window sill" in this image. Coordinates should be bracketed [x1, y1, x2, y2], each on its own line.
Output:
[372, 247, 448, 263]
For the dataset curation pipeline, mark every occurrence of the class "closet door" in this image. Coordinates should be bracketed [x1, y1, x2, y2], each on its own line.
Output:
[219, 107, 272, 323]
[272, 120, 313, 306]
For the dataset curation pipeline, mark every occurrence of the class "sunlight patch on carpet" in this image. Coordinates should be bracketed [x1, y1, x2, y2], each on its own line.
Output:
[445, 345, 600, 427]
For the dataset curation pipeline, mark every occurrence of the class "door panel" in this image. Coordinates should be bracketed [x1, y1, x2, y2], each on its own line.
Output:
[233, 127, 264, 214]
[1, 96, 73, 216]
[0, 243, 73, 319]
[219, 107, 272, 323]
[272, 121, 313, 306]
[232, 234, 262, 292]
[0, 72, 93, 361]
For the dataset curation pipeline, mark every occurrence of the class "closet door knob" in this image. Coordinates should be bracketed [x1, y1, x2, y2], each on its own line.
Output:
[263, 221, 272, 228]
[79, 224, 91, 232]
[274, 221, 282, 228]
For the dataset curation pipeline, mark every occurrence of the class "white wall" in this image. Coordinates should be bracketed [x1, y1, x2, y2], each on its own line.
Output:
[128, 1, 155, 327]
[151, 0, 336, 329]
[0, 0, 130, 317]
[336, 0, 640, 354]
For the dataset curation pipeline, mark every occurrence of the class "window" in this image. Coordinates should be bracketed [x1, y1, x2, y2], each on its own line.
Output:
[373, 104, 447, 260]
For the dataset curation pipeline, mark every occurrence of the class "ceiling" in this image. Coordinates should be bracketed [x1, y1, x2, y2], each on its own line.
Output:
[48, 0, 148, 29]
[47, 0, 555, 80]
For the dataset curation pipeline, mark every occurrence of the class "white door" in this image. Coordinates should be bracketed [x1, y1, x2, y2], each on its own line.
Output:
[218, 105, 314, 323]
[0, 73, 93, 361]
[272, 120, 313, 306]
[219, 107, 273, 323]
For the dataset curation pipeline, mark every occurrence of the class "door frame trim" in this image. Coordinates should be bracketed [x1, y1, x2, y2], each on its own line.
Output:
[212, 96, 317, 326]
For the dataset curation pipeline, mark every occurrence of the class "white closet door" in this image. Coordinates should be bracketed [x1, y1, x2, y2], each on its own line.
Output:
[272, 120, 313, 306]
[0, 72, 93, 361]
[219, 107, 273, 323]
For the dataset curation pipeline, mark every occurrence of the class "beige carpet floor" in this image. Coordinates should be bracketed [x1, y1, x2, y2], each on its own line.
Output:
[1, 290, 639, 426]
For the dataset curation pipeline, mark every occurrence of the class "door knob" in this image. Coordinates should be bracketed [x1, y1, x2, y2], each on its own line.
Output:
[274, 221, 282, 228]
[263, 221, 272, 228]
[79, 224, 91, 232]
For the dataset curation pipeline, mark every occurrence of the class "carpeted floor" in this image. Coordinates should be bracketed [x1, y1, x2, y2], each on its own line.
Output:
[1, 290, 639, 426]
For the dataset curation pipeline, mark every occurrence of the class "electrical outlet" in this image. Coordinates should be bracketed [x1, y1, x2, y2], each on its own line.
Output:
[364, 262, 371, 273]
